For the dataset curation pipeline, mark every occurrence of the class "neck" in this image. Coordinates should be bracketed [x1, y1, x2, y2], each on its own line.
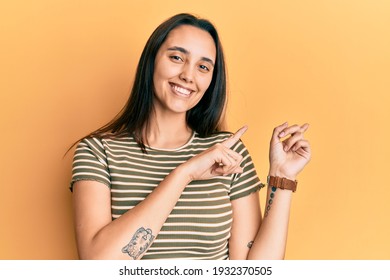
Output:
[144, 110, 193, 149]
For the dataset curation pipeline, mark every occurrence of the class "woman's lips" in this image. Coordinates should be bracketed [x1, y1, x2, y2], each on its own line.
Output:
[170, 83, 194, 97]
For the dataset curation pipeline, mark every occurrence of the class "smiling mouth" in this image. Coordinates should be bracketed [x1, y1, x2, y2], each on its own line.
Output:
[170, 83, 194, 97]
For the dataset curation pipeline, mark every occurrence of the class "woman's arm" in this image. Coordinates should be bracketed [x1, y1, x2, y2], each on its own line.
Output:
[73, 127, 248, 260]
[229, 122, 311, 260]
[228, 191, 262, 259]
[229, 184, 293, 260]
[72, 164, 192, 260]
[251, 122, 311, 259]
[246, 185, 293, 259]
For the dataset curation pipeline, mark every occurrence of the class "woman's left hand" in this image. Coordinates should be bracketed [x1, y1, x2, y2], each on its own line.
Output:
[269, 122, 311, 180]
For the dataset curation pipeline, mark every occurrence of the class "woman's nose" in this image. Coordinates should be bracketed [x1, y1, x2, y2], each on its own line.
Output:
[179, 64, 194, 83]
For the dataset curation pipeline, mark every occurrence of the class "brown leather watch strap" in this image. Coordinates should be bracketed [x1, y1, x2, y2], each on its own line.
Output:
[267, 176, 297, 192]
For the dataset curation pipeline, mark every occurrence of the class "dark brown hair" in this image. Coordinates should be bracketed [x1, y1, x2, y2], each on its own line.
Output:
[70, 13, 227, 152]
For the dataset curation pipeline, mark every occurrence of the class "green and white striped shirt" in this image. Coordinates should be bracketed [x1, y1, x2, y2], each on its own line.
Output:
[71, 131, 262, 259]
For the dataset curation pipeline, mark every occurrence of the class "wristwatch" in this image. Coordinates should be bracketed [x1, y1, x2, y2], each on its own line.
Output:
[267, 175, 297, 192]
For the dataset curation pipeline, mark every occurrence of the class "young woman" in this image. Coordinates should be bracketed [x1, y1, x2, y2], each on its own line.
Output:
[70, 13, 311, 260]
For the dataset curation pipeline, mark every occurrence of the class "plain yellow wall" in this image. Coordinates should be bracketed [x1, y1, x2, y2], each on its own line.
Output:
[1, 0, 389, 259]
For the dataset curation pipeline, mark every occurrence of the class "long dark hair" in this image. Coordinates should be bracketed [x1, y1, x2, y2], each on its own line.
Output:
[73, 13, 227, 152]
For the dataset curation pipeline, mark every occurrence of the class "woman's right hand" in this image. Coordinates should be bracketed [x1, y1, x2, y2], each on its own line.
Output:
[181, 126, 248, 181]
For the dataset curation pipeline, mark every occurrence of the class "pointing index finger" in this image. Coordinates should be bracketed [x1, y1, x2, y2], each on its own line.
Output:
[300, 123, 310, 133]
[223, 126, 248, 148]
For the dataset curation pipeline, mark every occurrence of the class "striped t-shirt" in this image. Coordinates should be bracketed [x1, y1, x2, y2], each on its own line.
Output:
[71, 131, 262, 260]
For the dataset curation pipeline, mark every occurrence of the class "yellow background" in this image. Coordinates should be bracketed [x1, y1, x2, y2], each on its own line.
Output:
[1, 0, 389, 259]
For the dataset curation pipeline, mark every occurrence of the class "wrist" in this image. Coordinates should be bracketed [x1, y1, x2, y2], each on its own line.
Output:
[268, 169, 296, 181]
[267, 175, 298, 193]
[175, 162, 194, 184]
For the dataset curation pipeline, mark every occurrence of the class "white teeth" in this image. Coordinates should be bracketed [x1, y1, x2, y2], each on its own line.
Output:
[172, 85, 191, 96]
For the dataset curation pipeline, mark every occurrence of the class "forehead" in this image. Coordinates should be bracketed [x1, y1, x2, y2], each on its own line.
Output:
[162, 25, 216, 60]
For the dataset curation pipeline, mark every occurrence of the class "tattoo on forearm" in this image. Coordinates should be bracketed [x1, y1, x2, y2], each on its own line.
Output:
[264, 186, 277, 217]
[247, 241, 254, 249]
[122, 227, 155, 260]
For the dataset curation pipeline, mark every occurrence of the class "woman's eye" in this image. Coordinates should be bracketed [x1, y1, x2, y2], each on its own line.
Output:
[170, 55, 183, 62]
[199, 65, 210, 72]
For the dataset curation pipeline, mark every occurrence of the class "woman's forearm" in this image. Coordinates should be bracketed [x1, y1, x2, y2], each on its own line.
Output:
[247, 184, 293, 260]
[79, 165, 192, 260]
[246, 121, 311, 260]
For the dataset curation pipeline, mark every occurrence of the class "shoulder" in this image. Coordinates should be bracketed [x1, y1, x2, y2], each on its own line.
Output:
[75, 132, 137, 158]
[78, 132, 134, 148]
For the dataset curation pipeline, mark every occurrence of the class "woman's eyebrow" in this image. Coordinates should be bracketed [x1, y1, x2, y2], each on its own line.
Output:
[167, 46, 215, 67]
[167, 46, 188, 54]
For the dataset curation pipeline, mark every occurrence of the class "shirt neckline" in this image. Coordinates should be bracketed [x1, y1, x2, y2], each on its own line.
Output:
[145, 131, 196, 152]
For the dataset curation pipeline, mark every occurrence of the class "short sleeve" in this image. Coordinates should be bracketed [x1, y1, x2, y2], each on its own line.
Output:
[229, 141, 264, 200]
[70, 137, 111, 191]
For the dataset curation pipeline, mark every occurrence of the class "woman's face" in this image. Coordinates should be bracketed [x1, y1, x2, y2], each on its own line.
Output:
[153, 24, 216, 116]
